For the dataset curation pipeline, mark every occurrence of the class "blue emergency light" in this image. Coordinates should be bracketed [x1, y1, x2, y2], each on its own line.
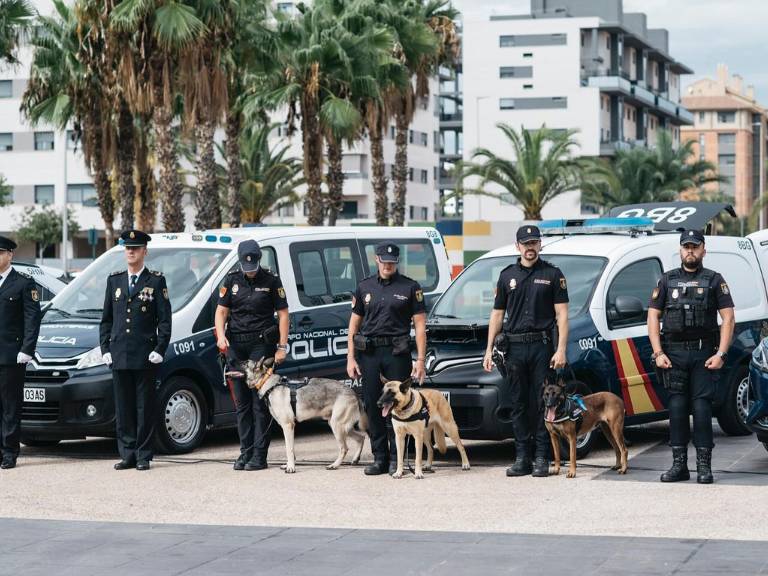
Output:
[539, 217, 655, 236]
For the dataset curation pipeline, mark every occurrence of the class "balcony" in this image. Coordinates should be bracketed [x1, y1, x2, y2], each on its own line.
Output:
[631, 84, 656, 107]
[599, 139, 647, 156]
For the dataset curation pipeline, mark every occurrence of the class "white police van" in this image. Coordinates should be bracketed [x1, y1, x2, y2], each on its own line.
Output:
[21, 227, 451, 452]
[14, 262, 67, 305]
[424, 202, 768, 456]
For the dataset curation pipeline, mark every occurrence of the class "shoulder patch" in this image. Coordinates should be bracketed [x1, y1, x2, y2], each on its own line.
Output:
[151, 270, 163, 276]
[110, 270, 125, 276]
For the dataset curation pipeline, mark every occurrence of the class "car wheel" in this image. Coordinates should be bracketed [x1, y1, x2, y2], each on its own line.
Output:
[154, 376, 208, 454]
[716, 364, 753, 436]
[21, 438, 61, 448]
[561, 380, 596, 460]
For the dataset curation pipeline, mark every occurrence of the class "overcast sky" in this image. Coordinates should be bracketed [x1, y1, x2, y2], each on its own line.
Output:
[453, 0, 768, 106]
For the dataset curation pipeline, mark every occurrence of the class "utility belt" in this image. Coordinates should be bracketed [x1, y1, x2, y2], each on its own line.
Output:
[229, 324, 279, 345]
[503, 330, 551, 344]
[663, 337, 716, 351]
[353, 333, 411, 355]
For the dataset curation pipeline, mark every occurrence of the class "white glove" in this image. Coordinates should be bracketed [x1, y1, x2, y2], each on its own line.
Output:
[16, 352, 32, 364]
[148, 351, 163, 364]
[102, 352, 112, 366]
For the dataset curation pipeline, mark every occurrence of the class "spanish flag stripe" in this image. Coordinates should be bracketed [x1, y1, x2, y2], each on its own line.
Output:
[611, 340, 635, 416]
[614, 339, 657, 414]
[626, 339, 665, 411]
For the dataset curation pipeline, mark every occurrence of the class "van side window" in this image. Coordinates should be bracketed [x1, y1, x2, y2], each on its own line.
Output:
[291, 241, 359, 307]
[607, 258, 663, 329]
[192, 246, 278, 333]
[359, 239, 439, 292]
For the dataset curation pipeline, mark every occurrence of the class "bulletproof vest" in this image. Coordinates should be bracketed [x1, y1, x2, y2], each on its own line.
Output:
[662, 268, 717, 335]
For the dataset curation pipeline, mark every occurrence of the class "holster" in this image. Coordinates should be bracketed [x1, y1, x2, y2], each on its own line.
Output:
[492, 333, 509, 379]
[654, 363, 670, 390]
[392, 334, 411, 355]
[353, 334, 369, 352]
[262, 325, 279, 345]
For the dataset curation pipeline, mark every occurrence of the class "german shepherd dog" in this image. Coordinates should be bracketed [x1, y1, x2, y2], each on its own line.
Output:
[241, 357, 368, 473]
[377, 377, 470, 479]
[542, 377, 628, 478]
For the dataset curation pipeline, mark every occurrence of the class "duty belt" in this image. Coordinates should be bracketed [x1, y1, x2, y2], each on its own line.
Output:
[229, 331, 265, 343]
[505, 331, 549, 344]
[368, 335, 406, 347]
[664, 338, 715, 351]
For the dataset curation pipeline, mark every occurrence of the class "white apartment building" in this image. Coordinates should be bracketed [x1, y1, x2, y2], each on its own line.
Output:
[462, 0, 694, 224]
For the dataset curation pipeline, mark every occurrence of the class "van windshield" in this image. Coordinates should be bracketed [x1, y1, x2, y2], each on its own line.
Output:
[44, 248, 229, 321]
[430, 255, 607, 322]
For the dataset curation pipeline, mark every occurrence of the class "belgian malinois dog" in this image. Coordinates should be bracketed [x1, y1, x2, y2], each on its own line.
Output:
[377, 376, 470, 479]
[542, 377, 628, 478]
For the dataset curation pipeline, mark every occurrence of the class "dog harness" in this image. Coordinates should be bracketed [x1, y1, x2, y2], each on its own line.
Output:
[391, 391, 430, 427]
[260, 376, 309, 416]
[549, 394, 587, 432]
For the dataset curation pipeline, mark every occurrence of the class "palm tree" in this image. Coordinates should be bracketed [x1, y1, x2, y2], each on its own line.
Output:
[0, 0, 32, 64]
[459, 124, 582, 220]
[649, 130, 723, 194]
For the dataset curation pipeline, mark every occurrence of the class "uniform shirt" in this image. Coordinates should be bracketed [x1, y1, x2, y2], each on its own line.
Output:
[218, 268, 288, 334]
[493, 258, 569, 334]
[99, 268, 172, 370]
[352, 272, 426, 337]
[0, 268, 41, 364]
[649, 266, 734, 338]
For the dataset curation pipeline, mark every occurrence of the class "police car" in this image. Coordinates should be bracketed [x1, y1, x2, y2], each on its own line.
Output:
[14, 262, 67, 305]
[424, 202, 766, 457]
[21, 227, 452, 452]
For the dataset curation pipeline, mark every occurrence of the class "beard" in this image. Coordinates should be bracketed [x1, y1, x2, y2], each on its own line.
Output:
[682, 254, 701, 269]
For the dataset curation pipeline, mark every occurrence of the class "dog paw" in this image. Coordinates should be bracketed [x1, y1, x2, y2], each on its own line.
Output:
[552, 467, 560, 476]
[414, 472, 424, 479]
[351, 459, 360, 465]
[391, 471, 403, 479]
[284, 466, 296, 474]
[566, 470, 576, 479]
[462, 464, 470, 471]
[326, 463, 340, 470]
[618, 468, 628, 475]
[422, 465, 432, 472]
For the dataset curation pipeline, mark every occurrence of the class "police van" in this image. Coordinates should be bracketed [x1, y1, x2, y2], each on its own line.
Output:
[14, 262, 67, 305]
[423, 203, 768, 457]
[21, 227, 451, 452]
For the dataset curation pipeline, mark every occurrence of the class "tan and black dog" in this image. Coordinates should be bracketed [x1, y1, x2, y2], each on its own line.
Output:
[377, 377, 470, 479]
[542, 377, 628, 478]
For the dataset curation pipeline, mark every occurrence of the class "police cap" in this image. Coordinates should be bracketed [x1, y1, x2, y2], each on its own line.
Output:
[680, 229, 705, 246]
[516, 225, 541, 243]
[119, 229, 151, 247]
[375, 242, 400, 263]
[238, 239, 262, 272]
[0, 235, 17, 251]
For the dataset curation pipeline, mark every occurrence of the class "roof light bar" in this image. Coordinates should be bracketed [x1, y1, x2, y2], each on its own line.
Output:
[539, 217, 655, 236]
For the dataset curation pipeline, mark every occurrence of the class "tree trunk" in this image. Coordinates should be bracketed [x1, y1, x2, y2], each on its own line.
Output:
[116, 99, 135, 231]
[135, 120, 156, 232]
[301, 96, 324, 226]
[193, 117, 222, 230]
[370, 117, 388, 226]
[224, 110, 242, 227]
[326, 136, 344, 226]
[87, 108, 115, 247]
[392, 109, 409, 226]
[153, 103, 185, 232]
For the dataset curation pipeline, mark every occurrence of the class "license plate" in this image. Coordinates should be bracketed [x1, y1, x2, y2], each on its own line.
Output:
[440, 390, 450, 403]
[24, 388, 46, 403]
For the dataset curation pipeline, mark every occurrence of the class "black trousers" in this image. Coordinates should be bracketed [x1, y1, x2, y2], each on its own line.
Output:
[666, 347, 717, 449]
[227, 343, 274, 462]
[358, 345, 412, 462]
[0, 364, 24, 459]
[504, 341, 553, 457]
[113, 368, 157, 463]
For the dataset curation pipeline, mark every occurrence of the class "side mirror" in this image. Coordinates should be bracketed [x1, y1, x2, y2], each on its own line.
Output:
[614, 295, 645, 320]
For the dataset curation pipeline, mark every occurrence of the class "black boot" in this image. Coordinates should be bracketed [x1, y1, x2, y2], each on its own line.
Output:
[696, 447, 714, 484]
[364, 460, 389, 475]
[531, 456, 549, 477]
[506, 443, 532, 477]
[660, 446, 690, 482]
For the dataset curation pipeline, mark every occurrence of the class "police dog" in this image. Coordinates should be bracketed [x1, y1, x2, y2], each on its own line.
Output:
[542, 377, 628, 478]
[377, 376, 470, 479]
[241, 358, 368, 473]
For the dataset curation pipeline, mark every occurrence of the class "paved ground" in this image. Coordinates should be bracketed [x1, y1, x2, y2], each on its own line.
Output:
[1, 422, 766, 542]
[0, 518, 767, 576]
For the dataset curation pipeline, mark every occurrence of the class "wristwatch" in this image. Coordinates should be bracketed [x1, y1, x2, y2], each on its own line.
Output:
[276, 344, 289, 352]
[651, 351, 665, 360]
[716, 350, 728, 360]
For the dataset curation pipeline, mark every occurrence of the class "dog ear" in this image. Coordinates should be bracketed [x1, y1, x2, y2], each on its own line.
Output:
[263, 357, 275, 369]
[255, 357, 264, 370]
[399, 377, 412, 394]
[380, 374, 389, 385]
[557, 376, 567, 388]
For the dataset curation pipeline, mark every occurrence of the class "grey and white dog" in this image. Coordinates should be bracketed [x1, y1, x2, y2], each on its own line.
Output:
[242, 357, 368, 473]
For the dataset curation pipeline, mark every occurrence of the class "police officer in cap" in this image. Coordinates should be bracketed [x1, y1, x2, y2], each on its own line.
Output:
[648, 229, 734, 484]
[0, 236, 41, 469]
[348, 242, 427, 475]
[215, 240, 289, 471]
[483, 225, 569, 477]
[100, 230, 172, 471]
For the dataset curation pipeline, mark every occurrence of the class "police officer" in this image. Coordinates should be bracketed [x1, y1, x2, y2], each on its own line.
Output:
[483, 225, 569, 477]
[347, 242, 427, 475]
[215, 240, 289, 471]
[648, 229, 734, 484]
[0, 236, 41, 469]
[100, 230, 172, 471]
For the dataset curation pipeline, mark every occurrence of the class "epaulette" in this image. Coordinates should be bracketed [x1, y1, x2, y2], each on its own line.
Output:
[17, 271, 32, 279]
[151, 270, 163, 276]
[227, 269, 240, 275]
[110, 270, 125, 276]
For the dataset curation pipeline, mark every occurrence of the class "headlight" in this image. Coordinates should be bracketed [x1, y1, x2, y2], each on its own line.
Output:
[76, 346, 106, 370]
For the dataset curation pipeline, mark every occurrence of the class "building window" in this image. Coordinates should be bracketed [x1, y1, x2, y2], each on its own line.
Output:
[499, 97, 567, 110]
[0, 80, 11, 98]
[718, 132, 736, 146]
[277, 204, 294, 217]
[523, 84, 533, 89]
[66, 130, 81, 150]
[499, 33, 566, 47]
[0, 132, 12, 151]
[34, 131, 54, 151]
[718, 111, 736, 123]
[523, 52, 533, 58]
[408, 168, 414, 182]
[420, 169, 428, 184]
[606, 35, 611, 50]
[698, 134, 705, 160]
[34, 185, 54, 205]
[67, 183, 97, 206]
[718, 154, 736, 166]
[276, 2, 294, 14]
[341, 201, 358, 218]
[389, 125, 396, 139]
[499, 66, 533, 79]
[699, 111, 705, 122]
[421, 207, 428, 220]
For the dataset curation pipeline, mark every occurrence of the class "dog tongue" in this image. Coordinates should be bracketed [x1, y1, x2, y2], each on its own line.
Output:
[381, 405, 391, 418]
[546, 407, 557, 422]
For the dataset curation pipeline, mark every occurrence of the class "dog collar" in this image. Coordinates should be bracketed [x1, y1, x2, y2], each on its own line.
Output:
[392, 392, 429, 425]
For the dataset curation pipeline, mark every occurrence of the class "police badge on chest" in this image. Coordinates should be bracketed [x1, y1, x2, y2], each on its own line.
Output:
[138, 287, 154, 302]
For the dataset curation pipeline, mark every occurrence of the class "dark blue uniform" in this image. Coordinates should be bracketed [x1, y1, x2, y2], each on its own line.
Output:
[0, 262, 42, 467]
[218, 266, 288, 469]
[352, 270, 425, 466]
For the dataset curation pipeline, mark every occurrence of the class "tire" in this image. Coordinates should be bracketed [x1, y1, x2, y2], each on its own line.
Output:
[21, 438, 61, 448]
[716, 364, 753, 436]
[562, 379, 596, 460]
[154, 376, 208, 454]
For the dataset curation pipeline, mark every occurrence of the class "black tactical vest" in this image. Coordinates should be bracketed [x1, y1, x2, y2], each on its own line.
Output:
[662, 268, 718, 336]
